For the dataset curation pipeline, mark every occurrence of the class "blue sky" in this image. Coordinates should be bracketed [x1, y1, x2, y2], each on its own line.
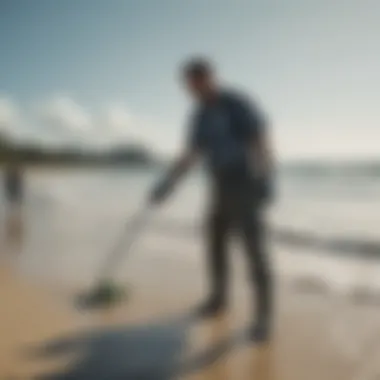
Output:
[0, 0, 379, 160]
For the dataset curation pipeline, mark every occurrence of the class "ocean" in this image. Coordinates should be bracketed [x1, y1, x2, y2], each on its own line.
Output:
[1, 165, 380, 292]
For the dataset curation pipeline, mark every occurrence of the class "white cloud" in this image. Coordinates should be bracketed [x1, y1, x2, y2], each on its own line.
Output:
[105, 103, 132, 134]
[0, 95, 159, 152]
[37, 96, 92, 134]
[100, 103, 171, 155]
[33, 97, 154, 151]
[95, 103, 150, 148]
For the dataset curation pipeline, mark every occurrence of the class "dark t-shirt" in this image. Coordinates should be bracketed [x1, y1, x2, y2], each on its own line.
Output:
[187, 90, 267, 184]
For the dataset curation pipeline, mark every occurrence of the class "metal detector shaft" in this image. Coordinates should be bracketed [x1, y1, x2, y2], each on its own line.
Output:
[96, 204, 152, 282]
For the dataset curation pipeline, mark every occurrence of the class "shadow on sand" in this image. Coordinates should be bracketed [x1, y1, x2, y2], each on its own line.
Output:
[26, 309, 264, 380]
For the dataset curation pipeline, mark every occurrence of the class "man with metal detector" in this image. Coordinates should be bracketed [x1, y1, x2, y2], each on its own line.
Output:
[150, 58, 275, 342]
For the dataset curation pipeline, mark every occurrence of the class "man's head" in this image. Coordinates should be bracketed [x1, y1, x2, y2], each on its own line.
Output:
[182, 58, 217, 101]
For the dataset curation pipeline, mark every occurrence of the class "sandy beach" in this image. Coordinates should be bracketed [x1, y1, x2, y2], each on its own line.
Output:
[1, 169, 380, 379]
[2, 232, 380, 380]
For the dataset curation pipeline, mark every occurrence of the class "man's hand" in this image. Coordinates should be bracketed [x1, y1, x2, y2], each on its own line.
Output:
[148, 149, 199, 206]
[149, 177, 174, 205]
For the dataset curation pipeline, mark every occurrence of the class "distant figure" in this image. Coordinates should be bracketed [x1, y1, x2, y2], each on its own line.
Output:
[150, 58, 275, 342]
[4, 164, 23, 205]
[4, 163, 24, 241]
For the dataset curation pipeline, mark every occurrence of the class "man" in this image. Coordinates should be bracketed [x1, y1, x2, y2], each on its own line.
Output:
[150, 58, 274, 341]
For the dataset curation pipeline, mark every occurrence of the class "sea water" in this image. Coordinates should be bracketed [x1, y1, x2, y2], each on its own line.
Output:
[1, 165, 380, 291]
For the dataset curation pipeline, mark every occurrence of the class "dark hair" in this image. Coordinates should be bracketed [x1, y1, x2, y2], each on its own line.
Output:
[182, 57, 214, 78]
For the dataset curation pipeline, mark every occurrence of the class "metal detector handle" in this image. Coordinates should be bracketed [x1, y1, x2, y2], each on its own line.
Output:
[97, 204, 152, 282]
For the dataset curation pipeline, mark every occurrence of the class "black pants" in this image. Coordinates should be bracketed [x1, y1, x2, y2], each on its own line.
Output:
[205, 180, 272, 321]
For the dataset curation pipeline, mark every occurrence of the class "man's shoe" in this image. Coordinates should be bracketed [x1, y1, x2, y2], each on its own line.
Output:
[196, 298, 226, 318]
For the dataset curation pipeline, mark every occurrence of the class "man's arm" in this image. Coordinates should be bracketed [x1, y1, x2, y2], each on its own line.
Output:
[163, 147, 199, 186]
[149, 147, 200, 205]
[150, 109, 204, 205]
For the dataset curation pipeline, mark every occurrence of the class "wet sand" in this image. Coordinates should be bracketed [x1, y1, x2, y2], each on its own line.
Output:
[2, 235, 380, 380]
[1, 168, 380, 379]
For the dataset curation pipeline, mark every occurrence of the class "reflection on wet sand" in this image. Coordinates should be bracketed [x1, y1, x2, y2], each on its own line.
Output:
[202, 317, 276, 380]
[4, 206, 24, 251]
[3, 249, 380, 379]
[246, 344, 275, 380]
[200, 316, 230, 380]
[182, 313, 276, 380]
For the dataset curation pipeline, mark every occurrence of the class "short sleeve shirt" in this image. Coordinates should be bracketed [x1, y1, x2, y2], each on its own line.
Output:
[187, 90, 266, 181]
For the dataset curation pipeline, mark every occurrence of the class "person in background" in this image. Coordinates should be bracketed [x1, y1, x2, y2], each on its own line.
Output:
[4, 162, 24, 239]
[150, 58, 275, 342]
